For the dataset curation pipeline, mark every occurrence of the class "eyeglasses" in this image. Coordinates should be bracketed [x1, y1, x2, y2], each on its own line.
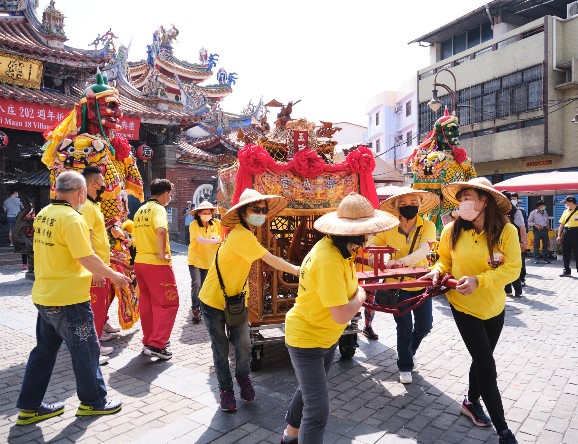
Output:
[250, 206, 269, 214]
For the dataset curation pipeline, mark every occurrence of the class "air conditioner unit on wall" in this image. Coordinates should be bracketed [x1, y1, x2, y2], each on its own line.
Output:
[394, 135, 403, 142]
[568, 1, 578, 18]
[394, 105, 402, 113]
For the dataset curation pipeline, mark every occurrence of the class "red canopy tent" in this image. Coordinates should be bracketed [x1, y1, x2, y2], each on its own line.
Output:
[493, 171, 578, 196]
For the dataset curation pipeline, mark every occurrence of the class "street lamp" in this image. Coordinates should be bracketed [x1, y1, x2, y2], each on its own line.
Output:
[427, 68, 457, 114]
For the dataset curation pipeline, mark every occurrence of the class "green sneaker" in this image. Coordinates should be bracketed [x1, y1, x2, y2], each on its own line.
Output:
[16, 402, 65, 425]
[76, 399, 122, 417]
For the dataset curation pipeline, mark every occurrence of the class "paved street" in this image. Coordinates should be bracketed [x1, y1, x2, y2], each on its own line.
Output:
[1, 244, 577, 444]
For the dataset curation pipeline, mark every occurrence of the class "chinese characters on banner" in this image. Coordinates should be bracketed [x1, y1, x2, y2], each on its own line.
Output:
[292, 131, 309, 152]
[0, 98, 141, 140]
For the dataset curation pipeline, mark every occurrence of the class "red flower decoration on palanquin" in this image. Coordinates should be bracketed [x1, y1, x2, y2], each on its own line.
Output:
[346, 146, 376, 173]
[238, 144, 272, 174]
[452, 147, 467, 164]
[291, 148, 325, 178]
[111, 136, 132, 161]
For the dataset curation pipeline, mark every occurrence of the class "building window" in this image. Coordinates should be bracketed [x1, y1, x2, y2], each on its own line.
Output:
[440, 22, 494, 61]
[419, 64, 543, 136]
[375, 111, 380, 126]
[375, 138, 381, 153]
[406, 131, 412, 147]
[405, 101, 411, 117]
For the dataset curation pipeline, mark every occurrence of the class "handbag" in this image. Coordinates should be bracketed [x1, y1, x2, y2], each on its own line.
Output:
[215, 247, 249, 326]
[374, 225, 422, 307]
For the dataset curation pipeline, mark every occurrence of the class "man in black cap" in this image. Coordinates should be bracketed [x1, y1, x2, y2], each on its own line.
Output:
[528, 200, 550, 264]
[557, 195, 578, 277]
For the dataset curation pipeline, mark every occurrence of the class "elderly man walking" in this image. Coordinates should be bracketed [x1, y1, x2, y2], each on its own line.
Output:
[528, 200, 551, 264]
[15, 171, 131, 426]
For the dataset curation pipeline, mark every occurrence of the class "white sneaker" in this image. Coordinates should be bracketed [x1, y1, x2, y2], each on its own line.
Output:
[399, 371, 413, 384]
[100, 332, 118, 342]
[100, 345, 114, 356]
[99, 355, 109, 365]
[104, 322, 121, 334]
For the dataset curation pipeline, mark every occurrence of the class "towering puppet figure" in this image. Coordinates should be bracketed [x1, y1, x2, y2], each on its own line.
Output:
[41, 69, 143, 330]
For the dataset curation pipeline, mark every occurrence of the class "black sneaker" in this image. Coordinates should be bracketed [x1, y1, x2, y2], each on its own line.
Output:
[498, 429, 518, 444]
[143, 345, 173, 360]
[192, 306, 202, 323]
[76, 399, 122, 416]
[219, 390, 237, 412]
[460, 396, 492, 427]
[560, 270, 571, 277]
[514, 292, 523, 298]
[362, 326, 379, 340]
[16, 402, 65, 425]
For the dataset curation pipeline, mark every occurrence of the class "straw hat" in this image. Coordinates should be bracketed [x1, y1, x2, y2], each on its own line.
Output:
[442, 177, 512, 214]
[190, 200, 217, 215]
[221, 188, 287, 228]
[379, 187, 440, 216]
[313, 192, 400, 236]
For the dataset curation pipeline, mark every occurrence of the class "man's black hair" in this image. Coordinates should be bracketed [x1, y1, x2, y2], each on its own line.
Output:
[150, 179, 173, 196]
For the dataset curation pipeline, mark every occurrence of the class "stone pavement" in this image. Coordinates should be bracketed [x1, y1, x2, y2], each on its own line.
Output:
[1, 245, 577, 444]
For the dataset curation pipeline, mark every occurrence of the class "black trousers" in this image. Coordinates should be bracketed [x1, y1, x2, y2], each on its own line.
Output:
[451, 305, 508, 433]
[562, 228, 578, 272]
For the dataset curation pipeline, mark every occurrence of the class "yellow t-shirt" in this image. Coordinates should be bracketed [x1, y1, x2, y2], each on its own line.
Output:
[80, 198, 110, 265]
[431, 222, 521, 320]
[285, 236, 359, 349]
[187, 219, 221, 269]
[560, 208, 578, 228]
[198, 224, 267, 310]
[133, 199, 171, 265]
[32, 201, 94, 306]
[372, 216, 436, 291]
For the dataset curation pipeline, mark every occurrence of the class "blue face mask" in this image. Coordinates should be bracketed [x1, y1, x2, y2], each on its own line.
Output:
[247, 214, 267, 227]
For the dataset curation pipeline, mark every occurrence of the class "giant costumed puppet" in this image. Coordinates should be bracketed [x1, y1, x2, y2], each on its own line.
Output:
[408, 108, 477, 234]
[41, 69, 144, 329]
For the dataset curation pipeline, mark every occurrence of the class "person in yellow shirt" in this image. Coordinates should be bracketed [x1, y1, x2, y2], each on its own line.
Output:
[421, 177, 520, 444]
[366, 188, 438, 385]
[133, 179, 178, 360]
[199, 188, 300, 413]
[81, 166, 114, 359]
[187, 200, 221, 323]
[16, 170, 131, 425]
[557, 195, 578, 277]
[280, 193, 399, 444]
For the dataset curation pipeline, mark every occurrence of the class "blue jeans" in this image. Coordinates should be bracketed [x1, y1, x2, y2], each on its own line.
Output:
[17, 302, 107, 410]
[189, 266, 208, 309]
[533, 228, 549, 261]
[286, 344, 337, 444]
[395, 289, 433, 372]
[201, 301, 250, 392]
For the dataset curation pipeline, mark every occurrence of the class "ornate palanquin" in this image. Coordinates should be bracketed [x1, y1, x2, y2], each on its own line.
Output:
[217, 119, 378, 325]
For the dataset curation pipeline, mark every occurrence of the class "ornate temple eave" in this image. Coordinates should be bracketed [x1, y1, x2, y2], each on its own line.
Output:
[158, 53, 211, 79]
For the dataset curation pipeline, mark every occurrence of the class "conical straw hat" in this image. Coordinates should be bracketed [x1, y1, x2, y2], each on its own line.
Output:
[221, 188, 287, 228]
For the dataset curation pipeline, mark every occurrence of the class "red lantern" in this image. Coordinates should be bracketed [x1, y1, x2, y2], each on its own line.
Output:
[136, 144, 153, 162]
[0, 131, 8, 148]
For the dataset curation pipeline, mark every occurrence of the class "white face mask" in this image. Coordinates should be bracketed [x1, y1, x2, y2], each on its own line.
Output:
[200, 214, 212, 222]
[458, 200, 480, 221]
[247, 214, 267, 227]
[511, 199, 517, 206]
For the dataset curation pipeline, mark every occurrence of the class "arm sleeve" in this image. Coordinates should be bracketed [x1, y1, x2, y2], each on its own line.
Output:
[316, 260, 350, 308]
[527, 211, 535, 227]
[401, 242, 429, 266]
[431, 224, 452, 275]
[476, 224, 522, 289]
[513, 210, 524, 227]
[153, 206, 168, 230]
[236, 231, 268, 264]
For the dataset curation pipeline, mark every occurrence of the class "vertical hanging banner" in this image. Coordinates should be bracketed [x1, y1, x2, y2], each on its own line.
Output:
[293, 131, 308, 153]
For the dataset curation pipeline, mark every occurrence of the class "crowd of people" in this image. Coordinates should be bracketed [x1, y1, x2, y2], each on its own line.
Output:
[11, 172, 578, 444]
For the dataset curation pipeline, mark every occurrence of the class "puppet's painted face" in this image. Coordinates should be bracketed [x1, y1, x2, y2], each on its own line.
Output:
[97, 95, 122, 130]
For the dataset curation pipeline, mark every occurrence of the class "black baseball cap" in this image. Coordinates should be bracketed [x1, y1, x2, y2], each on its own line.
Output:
[563, 195, 577, 203]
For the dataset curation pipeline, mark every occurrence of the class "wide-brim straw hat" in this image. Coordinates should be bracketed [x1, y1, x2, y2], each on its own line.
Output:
[379, 187, 440, 216]
[442, 177, 512, 214]
[190, 200, 217, 215]
[221, 188, 287, 228]
[314, 192, 400, 236]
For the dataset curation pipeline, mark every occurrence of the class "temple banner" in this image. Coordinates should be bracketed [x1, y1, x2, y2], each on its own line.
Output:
[0, 98, 140, 139]
[0, 51, 43, 89]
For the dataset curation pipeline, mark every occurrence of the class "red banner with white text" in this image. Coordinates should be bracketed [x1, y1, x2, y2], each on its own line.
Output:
[0, 98, 141, 140]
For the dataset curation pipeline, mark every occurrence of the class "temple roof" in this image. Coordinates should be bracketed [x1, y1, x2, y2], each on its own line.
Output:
[0, 16, 109, 67]
[177, 138, 236, 166]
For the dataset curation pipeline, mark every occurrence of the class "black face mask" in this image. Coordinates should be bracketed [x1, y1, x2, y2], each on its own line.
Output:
[398, 205, 419, 220]
[95, 186, 105, 202]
